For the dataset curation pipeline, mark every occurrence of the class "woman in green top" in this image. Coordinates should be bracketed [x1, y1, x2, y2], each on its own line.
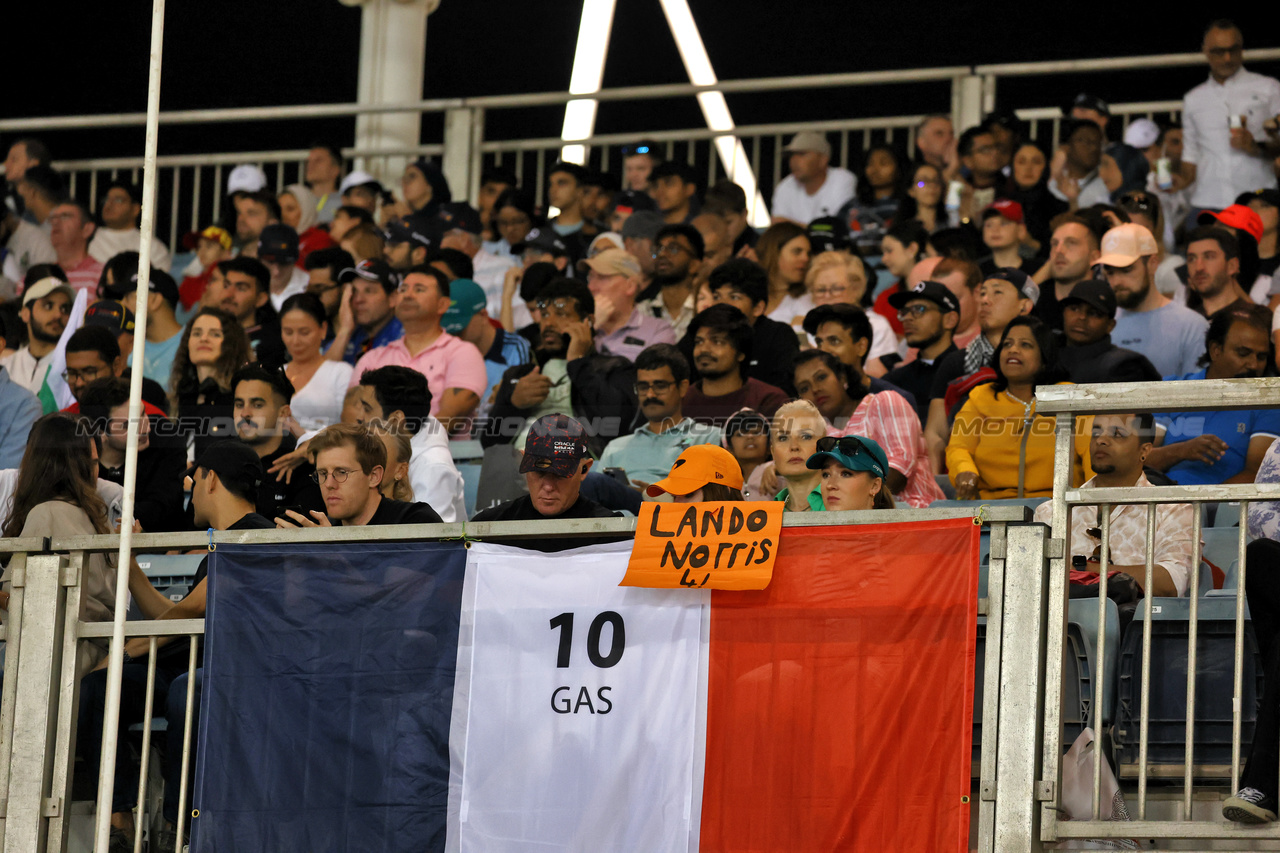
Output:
[769, 400, 826, 512]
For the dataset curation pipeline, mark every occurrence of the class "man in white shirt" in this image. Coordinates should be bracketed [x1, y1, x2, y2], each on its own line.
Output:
[1180, 20, 1280, 212]
[2, 165, 59, 285]
[88, 180, 172, 272]
[0, 276, 73, 395]
[770, 131, 857, 225]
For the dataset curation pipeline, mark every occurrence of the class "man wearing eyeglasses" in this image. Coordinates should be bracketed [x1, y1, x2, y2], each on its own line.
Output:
[48, 200, 102, 294]
[278, 423, 442, 527]
[579, 248, 675, 361]
[884, 281, 961, 423]
[599, 344, 721, 491]
[638, 224, 704, 339]
[482, 278, 638, 459]
[1180, 20, 1280, 214]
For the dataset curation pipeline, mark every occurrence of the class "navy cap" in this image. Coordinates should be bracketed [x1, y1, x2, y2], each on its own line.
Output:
[383, 215, 439, 250]
[84, 300, 136, 336]
[807, 215, 851, 254]
[1237, 188, 1280, 209]
[437, 202, 483, 235]
[257, 224, 300, 263]
[338, 258, 400, 292]
[984, 267, 1040, 303]
[512, 227, 569, 256]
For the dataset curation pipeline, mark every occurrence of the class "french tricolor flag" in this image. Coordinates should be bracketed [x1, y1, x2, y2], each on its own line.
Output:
[195, 519, 978, 851]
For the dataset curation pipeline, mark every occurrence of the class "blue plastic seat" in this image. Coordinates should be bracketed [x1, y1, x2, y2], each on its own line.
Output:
[1113, 596, 1262, 772]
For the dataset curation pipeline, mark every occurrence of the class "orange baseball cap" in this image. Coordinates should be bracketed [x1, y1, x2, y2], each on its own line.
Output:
[646, 445, 744, 497]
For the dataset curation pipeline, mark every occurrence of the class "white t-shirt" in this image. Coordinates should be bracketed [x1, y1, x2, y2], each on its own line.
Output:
[269, 267, 310, 313]
[1182, 67, 1280, 208]
[769, 168, 857, 224]
[88, 227, 173, 273]
[288, 360, 354, 432]
[408, 418, 467, 523]
[3, 220, 55, 285]
[472, 248, 518, 317]
[768, 292, 815, 328]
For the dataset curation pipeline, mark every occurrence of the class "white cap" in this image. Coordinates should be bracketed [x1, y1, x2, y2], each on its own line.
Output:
[339, 170, 379, 194]
[588, 231, 625, 256]
[227, 164, 267, 194]
[1123, 118, 1160, 150]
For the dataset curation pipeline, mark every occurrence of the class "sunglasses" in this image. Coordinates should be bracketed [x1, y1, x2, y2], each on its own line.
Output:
[815, 435, 884, 477]
[1118, 192, 1156, 213]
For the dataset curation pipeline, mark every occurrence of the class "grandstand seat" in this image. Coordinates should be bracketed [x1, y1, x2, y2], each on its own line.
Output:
[451, 439, 485, 518]
[1113, 596, 1262, 776]
[1200, 527, 1243, 592]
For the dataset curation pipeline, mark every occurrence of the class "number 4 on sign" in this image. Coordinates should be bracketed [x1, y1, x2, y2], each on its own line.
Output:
[680, 570, 709, 588]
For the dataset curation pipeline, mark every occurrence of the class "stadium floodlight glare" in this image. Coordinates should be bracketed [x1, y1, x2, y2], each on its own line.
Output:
[657, 0, 770, 227]
[559, 0, 617, 165]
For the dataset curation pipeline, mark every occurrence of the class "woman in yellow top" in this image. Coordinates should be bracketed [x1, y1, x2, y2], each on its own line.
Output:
[947, 315, 1092, 499]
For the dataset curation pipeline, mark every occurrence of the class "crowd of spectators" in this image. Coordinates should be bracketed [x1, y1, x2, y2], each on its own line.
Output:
[3, 17, 1280, 843]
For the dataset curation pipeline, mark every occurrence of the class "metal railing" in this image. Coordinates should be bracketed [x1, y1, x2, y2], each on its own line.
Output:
[7, 46, 1276, 260]
[985, 377, 1280, 851]
[0, 507, 1026, 853]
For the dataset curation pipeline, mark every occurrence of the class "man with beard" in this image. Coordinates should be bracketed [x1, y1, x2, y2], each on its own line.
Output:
[1104, 223, 1209, 377]
[638, 224, 703, 338]
[481, 278, 637, 459]
[1, 275, 72, 394]
[230, 365, 324, 520]
[1034, 216, 1101, 330]
[884, 280, 961, 422]
[682, 304, 788, 425]
[209, 257, 287, 370]
[1033, 413, 1195, 597]
[1148, 305, 1279, 485]
[1058, 279, 1161, 384]
[599, 344, 722, 491]
[1184, 225, 1257, 318]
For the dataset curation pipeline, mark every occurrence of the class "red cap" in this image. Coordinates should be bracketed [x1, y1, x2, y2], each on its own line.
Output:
[1198, 204, 1264, 243]
[982, 199, 1024, 224]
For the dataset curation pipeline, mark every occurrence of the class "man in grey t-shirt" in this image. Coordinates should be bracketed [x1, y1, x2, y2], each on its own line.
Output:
[1101, 223, 1209, 378]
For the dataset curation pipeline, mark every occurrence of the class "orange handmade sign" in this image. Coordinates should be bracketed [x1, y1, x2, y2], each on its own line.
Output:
[621, 501, 783, 590]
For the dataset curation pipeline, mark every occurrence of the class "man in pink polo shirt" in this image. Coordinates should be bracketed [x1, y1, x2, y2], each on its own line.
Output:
[350, 265, 487, 436]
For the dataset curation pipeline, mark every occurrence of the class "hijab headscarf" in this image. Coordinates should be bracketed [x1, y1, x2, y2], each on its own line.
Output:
[283, 183, 319, 233]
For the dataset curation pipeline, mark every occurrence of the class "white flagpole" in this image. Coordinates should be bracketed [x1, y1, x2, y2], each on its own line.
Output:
[93, 0, 166, 847]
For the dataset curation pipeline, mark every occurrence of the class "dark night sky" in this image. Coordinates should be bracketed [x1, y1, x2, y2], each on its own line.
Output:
[9, 3, 1280, 165]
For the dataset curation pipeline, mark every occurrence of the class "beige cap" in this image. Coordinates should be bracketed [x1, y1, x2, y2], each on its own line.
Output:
[783, 130, 831, 158]
[576, 247, 643, 279]
[1096, 223, 1159, 267]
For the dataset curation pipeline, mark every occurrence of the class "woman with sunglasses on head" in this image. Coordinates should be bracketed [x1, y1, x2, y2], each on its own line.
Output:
[947, 315, 1092, 500]
[806, 434, 896, 512]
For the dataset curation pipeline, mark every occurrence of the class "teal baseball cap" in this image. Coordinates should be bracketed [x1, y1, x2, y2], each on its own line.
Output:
[441, 278, 487, 334]
[806, 434, 889, 479]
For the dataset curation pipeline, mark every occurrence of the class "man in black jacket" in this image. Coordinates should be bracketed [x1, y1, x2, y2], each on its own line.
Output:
[482, 278, 637, 459]
[1059, 279, 1161, 385]
[677, 258, 800, 395]
[78, 377, 187, 532]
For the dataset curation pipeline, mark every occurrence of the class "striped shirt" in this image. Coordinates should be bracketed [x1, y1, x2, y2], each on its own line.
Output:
[830, 389, 944, 509]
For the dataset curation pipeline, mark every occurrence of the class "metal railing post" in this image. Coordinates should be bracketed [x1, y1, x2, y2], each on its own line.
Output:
[443, 107, 476, 205]
[2, 555, 70, 853]
[954, 73, 985, 135]
[989, 523, 1051, 853]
